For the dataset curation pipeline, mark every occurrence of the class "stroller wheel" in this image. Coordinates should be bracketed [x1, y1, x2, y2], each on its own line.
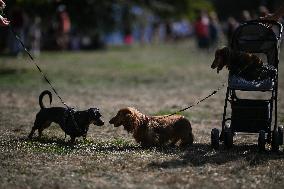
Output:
[278, 125, 283, 145]
[224, 128, 233, 149]
[271, 130, 279, 152]
[258, 130, 266, 152]
[211, 128, 220, 149]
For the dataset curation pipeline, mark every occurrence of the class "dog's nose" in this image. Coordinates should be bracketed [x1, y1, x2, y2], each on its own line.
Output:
[109, 118, 114, 124]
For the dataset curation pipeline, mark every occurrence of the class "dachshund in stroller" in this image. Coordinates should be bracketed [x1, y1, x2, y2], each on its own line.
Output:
[211, 47, 276, 81]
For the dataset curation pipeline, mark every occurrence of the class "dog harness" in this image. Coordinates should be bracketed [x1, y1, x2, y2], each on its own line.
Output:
[62, 108, 87, 137]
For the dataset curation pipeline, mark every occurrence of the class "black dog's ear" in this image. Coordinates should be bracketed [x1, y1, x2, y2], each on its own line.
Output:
[88, 108, 101, 117]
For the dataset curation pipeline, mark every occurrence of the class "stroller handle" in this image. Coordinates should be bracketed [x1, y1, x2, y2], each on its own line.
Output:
[242, 19, 283, 39]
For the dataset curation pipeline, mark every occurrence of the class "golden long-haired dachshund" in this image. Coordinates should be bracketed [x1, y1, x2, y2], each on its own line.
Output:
[211, 47, 275, 81]
[109, 107, 194, 147]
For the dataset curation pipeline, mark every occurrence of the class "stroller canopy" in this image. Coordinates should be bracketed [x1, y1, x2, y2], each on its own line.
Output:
[231, 20, 282, 66]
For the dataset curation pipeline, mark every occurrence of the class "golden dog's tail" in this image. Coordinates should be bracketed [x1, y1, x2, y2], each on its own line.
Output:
[39, 90, 52, 109]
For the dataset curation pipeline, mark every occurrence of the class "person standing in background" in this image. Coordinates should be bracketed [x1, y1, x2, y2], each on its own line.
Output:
[8, 6, 27, 55]
[0, 0, 10, 27]
[208, 11, 222, 50]
[29, 16, 41, 57]
[194, 10, 210, 49]
[56, 5, 71, 50]
[225, 17, 239, 46]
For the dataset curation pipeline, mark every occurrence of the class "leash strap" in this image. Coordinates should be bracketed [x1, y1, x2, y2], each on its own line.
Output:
[164, 83, 226, 117]
[163, 50, 255, 117]
[1, 7, 82, 136]
[67, 108, 83, 134]
[8, 25, 69, 109]
[2, 3, 94, 137]
[8, 24, 82, 135]
[9, 25, 81, 135]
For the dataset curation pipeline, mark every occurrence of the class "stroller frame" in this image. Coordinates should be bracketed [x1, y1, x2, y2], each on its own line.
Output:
[211, 20, 283, 151]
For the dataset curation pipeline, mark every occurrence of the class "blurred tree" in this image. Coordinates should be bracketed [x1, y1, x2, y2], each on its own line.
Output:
[4, 0, 283, 31]
[5, 0, 214, 32]
[4, 0, 281, 50]
[212, 0, 284, 21]
[136, 0, 214, 20]
[5, 0, 117, 49]
[1, 0, 215, 49]
[8, 0, 115, 34]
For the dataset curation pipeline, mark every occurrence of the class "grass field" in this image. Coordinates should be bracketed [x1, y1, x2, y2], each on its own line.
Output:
[1, 41, 284, 189]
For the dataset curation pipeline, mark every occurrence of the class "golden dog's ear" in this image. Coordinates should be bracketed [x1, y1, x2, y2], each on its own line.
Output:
[217, 47, 231, 72]
[223, 47, 230, 57]
[214, 49, 221, 59]
[125, 112, 136, 122]
[125, 111, 141, 130]
[120, 108, 132, 115]
[211, 48, 222, 70]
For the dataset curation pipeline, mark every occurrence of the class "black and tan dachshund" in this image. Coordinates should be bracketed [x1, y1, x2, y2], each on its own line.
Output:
[28, 90, 104, 142]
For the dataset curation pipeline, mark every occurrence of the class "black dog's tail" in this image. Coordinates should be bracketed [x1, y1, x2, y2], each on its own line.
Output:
[39, 90, 52, 109]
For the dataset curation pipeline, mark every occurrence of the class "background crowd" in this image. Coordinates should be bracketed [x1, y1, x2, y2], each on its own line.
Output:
[0, 0, 283, 57]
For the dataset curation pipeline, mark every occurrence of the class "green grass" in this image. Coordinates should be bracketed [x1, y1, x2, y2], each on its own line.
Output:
[0, 43, 215, 89]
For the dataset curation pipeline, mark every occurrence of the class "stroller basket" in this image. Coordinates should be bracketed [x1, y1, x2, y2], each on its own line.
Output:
[230, 99, 271, 133]
[228, 20, 281, 92]
[228, 74, 275, 91]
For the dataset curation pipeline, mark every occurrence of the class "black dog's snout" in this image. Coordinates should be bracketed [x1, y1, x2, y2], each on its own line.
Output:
[95, 118, 104, 126]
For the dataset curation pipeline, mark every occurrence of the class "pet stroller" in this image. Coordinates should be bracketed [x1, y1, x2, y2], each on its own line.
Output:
[211, 20, 283, 151]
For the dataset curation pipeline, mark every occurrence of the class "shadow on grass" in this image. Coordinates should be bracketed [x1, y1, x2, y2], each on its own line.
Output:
[148, 143, 284, 168]
[8, 137, 284, 166]
[17, 136, 143, 154]
[22, 137, 193, 154]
